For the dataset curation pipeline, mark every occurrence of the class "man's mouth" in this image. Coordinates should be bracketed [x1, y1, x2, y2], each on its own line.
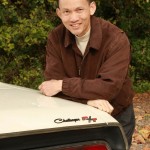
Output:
[71, 23, 81, 29]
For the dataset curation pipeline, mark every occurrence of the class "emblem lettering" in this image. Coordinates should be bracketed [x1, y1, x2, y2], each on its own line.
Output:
[54, 116, 97, 124]
[54, 118, 80, 124]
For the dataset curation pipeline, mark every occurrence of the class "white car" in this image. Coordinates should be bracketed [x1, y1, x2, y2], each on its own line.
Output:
[0, 82, 128, 150]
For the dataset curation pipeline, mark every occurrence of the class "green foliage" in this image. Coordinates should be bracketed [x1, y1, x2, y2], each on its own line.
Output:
[130, 38, 150, 92]
[133, 80, 150, 93]
[0, 0, 150, 92]
[131, 38, 150, 81]
[95, 0, 150, 38]
[0, 0, 54, 89]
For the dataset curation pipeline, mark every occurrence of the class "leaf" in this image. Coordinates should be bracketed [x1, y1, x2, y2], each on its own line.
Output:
[133, 133, 146, 144]
[139, 128, 150, 140]
[136, 115, 143, 122]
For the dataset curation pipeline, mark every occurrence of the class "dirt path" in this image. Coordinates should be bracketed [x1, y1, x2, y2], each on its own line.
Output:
[130, 92, 150, 150]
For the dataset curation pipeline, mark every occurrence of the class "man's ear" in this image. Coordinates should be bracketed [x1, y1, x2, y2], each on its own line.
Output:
[90, 2, 96, 15]
[56, 8, 61, 18]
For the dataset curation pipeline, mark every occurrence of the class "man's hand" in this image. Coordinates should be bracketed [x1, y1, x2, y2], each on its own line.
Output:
[38, 80, 62, 96]
[87, 99, 114, 114]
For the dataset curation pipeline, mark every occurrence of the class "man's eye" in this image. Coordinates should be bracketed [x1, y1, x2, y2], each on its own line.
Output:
[63, 10, 70, 15]
[77, 9, 84, 13]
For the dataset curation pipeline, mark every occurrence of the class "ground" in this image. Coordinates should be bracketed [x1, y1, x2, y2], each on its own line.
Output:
[130, 92, 150, 150]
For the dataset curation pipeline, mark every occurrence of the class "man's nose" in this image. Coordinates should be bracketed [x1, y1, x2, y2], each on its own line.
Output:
[70, 12, 79, 22]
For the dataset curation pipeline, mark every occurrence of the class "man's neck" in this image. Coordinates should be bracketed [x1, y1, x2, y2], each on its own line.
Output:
[75, 28, 91, 55]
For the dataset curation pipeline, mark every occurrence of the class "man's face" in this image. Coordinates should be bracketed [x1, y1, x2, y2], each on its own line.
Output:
[57, 0, 96, 37]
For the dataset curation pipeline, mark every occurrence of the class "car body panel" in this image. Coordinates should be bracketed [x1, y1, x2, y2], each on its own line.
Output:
[0, 82, 129, 150]
[0, 82, 117, 134]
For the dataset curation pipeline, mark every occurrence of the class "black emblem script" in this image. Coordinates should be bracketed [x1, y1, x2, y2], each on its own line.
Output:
[54, 118, 80, 124]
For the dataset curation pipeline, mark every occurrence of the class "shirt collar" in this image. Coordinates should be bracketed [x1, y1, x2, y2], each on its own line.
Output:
[75, 27, 91, 42]
[64, 16, 102, 51]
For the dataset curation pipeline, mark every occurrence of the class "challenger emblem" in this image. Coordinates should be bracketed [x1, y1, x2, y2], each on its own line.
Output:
[54, 116, 97, 124]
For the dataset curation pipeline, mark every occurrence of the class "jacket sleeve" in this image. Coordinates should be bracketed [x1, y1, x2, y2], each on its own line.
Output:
[44, 32, 67, 80]
[62, 32, 132, 102]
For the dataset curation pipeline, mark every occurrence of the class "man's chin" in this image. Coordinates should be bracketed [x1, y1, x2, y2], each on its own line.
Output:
[71, 32, 78, 36]
[69, 29, 81, 36]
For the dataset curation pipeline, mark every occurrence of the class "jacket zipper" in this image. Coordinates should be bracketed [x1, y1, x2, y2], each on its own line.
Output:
[78, 51, 89, 76]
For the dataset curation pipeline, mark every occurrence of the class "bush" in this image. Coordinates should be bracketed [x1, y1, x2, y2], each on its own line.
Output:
[130, 38, 150, 92]
[0, 0, 54, 89]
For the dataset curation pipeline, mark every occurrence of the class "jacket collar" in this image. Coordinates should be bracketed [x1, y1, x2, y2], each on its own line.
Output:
[64, 16, 102, 51]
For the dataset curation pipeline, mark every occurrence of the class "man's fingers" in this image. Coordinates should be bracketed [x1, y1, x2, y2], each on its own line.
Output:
[38, 80, 62, 97]
[87, 100, 98, 108]
[87, 99, 114, 114]
[98, 103, 110, 114]
[103, 101, 114, 113]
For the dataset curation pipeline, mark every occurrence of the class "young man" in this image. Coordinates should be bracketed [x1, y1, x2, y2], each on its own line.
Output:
[39, 0, 135, 147]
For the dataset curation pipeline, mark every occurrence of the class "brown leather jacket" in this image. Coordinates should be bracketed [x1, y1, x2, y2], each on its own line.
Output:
[44, 16, 135, 116]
